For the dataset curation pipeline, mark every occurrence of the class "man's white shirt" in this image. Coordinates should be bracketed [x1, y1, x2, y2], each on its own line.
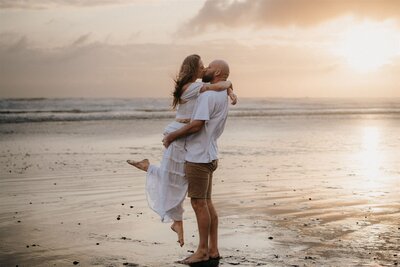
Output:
[184, 90, 229, 163]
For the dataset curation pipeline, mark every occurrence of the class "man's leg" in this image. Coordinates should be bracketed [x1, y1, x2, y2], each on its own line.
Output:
[207, 199, 219, 258]
[182, 162, 212, 263]
[207, 160, 219, 258]
[189, 198, 210, 261]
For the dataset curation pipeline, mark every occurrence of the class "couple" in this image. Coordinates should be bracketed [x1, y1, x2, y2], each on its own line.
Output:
[127, 54, 236, 264]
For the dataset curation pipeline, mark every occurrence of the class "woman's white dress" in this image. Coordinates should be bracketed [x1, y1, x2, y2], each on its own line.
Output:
[145, 82, 204, 222]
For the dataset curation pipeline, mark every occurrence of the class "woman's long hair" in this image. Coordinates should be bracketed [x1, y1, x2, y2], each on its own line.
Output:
[172, 54, 201, 109]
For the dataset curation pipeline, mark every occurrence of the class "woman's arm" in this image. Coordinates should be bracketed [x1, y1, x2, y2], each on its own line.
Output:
[197, 80, 237, 105]
[227, 87, 238, 105]
[199, 80, 232, 93]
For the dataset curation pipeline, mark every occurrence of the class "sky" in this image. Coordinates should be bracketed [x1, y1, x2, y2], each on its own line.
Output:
[1, 0, 400, 98]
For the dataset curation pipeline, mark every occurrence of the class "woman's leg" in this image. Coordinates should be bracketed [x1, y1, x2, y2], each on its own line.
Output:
[171, 220, 184, 247]
[168, 201, 185, 247]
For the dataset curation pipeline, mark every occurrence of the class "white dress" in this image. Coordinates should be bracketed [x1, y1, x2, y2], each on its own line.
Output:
[145, 82, 203, 222]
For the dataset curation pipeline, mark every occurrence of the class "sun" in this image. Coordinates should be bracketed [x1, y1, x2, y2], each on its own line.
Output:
[335, 21, 400, 72]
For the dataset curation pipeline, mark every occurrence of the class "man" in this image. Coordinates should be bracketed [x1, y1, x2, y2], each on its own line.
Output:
[162, 59, 232, 264]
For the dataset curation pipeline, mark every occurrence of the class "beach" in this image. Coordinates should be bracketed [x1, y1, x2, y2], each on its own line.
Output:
[1, 98, 400, 266]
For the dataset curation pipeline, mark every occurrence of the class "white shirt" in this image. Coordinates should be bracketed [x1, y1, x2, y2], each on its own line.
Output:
[185, 90, 229, 163]
[175, 82, 203, 119]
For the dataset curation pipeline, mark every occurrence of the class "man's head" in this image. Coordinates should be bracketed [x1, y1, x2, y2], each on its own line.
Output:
[202, 60, 230, 83]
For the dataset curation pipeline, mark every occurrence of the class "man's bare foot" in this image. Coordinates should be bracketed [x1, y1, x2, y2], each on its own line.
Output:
[209, 249, 220, 260]
[178, 249, 209, 264]
[171, 221, 184, 247]
[126, 159, 149, 172]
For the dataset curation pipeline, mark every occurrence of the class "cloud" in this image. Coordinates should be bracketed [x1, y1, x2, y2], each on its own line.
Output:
[71, 33, 91, 46]
[178, 0, 400, 35]
[0, 35, 198, 98]
[1, 33, 399, 98]
[0, 0, 139, 9]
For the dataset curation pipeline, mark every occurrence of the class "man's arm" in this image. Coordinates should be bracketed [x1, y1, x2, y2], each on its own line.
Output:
[162, 120, 205, 148]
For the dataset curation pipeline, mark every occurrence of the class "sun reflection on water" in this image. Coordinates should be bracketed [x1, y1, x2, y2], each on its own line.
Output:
[359, 126, 383, 189]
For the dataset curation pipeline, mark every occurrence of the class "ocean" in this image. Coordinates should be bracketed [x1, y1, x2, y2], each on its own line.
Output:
[1, 97, 400, 123]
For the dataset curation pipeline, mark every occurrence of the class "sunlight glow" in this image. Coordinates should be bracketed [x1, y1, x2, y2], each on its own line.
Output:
[335, 21, 400, 72]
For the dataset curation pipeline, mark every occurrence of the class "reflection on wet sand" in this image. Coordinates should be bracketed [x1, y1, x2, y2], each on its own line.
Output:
[1, 117, 399, 266]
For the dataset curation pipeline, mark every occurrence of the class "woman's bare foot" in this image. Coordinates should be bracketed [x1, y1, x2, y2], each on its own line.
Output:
[126, 159, 149, 172]
[170, 220, 184, 247]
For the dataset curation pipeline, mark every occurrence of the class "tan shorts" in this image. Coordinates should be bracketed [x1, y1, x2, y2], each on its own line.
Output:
[185, 160, 218, 199]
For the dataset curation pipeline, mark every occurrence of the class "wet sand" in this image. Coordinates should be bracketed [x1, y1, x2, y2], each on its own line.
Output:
[1, 116, 399, 266]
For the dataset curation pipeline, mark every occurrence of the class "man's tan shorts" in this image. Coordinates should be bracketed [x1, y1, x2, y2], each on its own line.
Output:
[185, 160, 218, 199]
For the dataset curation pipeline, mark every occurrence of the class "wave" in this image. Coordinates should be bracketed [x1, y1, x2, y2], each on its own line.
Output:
[2, 97, 49, 101]
[1, 108, 400, 123]
[1, 97, 399, 123]
[0, 109, 111, 114]
[231, 108, 400, 117]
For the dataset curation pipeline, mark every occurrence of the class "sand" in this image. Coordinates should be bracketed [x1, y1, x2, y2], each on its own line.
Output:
[1, 116, 399, 266]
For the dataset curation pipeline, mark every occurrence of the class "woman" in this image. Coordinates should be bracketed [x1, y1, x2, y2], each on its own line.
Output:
[127, 54, 237, 247]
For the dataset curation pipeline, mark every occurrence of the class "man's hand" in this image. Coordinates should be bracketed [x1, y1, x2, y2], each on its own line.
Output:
[162, 120, 205, 148]
[162, 134, 174, 148]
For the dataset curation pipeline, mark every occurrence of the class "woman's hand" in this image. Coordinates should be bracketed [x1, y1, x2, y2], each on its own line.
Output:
[229, 91, 238, 105]
[227, 87, 237, 105]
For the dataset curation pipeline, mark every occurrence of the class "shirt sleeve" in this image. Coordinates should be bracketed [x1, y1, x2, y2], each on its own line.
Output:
[191, 92, 212, 121]
[181, 82, 203, 101]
